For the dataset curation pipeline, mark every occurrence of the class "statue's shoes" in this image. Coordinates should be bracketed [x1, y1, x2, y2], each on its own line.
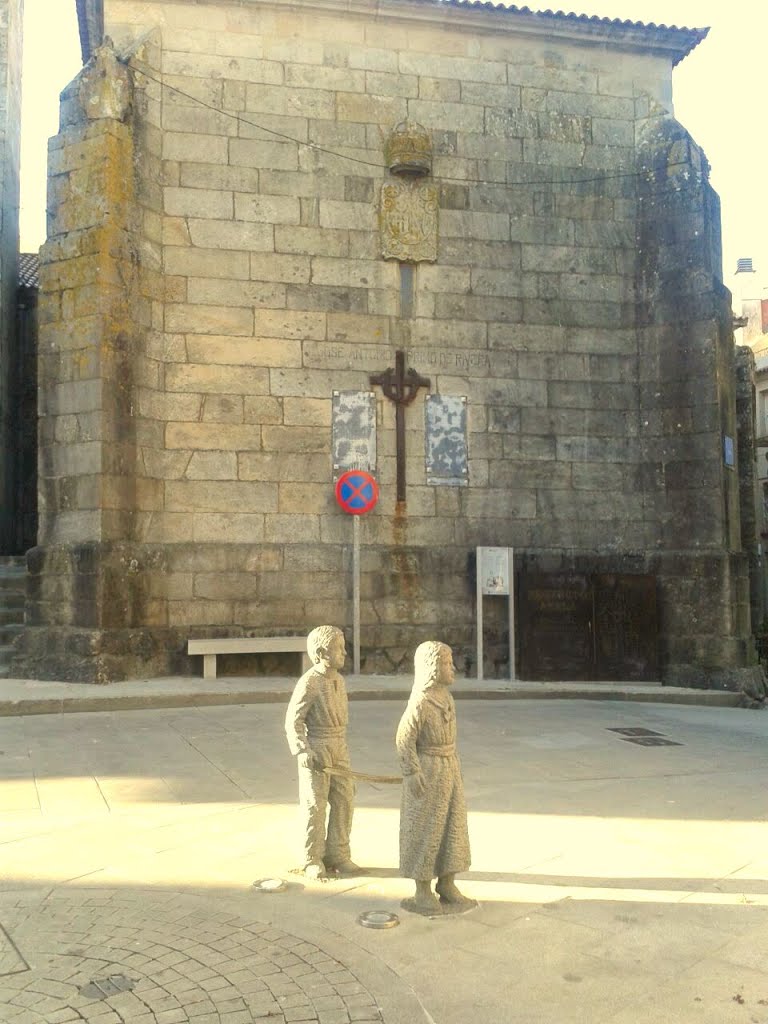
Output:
[435, 881, 475, 905]
[400, 894, 443, 917]
[324, 859, 360, 876]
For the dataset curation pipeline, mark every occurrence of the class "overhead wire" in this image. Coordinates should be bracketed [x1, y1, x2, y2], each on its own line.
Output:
[130, 60, 709, 200]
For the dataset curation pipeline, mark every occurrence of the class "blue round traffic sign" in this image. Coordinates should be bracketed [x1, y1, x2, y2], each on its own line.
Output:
[335, 470, 379, 516]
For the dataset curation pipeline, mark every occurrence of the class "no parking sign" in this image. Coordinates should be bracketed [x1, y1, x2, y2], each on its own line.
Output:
[335, 470, 379, 516]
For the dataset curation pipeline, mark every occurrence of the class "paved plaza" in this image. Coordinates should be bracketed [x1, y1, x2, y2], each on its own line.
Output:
[0, 696, 767, 1023]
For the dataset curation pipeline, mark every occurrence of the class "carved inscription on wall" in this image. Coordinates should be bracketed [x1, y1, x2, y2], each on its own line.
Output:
[380, 181, 439, 263]
[307, 344, 514, 377]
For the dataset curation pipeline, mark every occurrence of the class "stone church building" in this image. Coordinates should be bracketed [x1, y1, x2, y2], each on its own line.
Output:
[13, 0, 761, 687]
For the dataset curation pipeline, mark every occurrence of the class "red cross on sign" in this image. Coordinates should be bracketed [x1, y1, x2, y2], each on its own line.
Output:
[335, 470, 379, 516]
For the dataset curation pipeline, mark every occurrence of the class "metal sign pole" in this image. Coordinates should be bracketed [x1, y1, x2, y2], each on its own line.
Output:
[476, 563, 484, 682]
[334, 469, 379, 677]
[353, 514, 361, 675]
[509, 548, 516, 683]
[477, 546, 516, 682]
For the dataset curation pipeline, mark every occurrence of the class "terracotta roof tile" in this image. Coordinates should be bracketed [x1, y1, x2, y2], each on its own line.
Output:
[430, 0, 708, 64]
[18, 253, 39, 290]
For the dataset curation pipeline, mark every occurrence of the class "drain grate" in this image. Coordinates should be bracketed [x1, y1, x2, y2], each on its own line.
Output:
[79, 975, 136, 1000]
[621, 736, 683, 747]
[607, 728, 664, 737]
[608, 727, 683, 747]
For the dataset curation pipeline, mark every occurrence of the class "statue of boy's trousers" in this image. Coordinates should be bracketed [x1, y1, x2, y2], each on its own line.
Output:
[298, 728, 355, 868]
[285, 627, 357, 877]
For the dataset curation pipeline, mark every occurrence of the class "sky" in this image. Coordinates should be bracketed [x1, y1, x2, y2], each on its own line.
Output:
[19, 0, 767, 290]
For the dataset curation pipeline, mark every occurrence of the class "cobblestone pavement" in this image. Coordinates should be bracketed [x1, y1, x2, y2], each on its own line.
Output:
[0, 889, 383, 1024]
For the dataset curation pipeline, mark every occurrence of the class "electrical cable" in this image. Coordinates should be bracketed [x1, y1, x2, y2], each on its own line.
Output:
[131, 59, 710, 199]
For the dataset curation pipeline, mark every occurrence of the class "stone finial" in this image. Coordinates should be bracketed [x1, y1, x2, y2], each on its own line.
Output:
[384, 120, 432, 178]
[78, 37, 133, 123]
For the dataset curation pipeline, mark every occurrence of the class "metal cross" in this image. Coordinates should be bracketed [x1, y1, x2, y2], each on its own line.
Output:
[370, 350, 431, 503]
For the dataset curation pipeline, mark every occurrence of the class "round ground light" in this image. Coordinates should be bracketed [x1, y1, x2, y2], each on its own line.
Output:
[252, 877, 288, 893]
[358, 910, 399, 929]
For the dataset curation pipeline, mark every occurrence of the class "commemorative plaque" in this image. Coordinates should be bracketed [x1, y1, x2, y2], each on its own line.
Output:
[519, 572, 658, 681]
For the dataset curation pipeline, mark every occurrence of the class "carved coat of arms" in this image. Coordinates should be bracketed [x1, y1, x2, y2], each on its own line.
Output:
[380, 181, 439, 263]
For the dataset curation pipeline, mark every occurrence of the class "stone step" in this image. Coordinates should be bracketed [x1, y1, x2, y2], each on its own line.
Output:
[0, 576, 25, 588]
[0, 624, 23, 644]
[0, 574, 26, 585]
[0, 557, 23, 675]
[0, 556, 26, 568]
[0, 608, 24, 626]
[0, 573, 26, 589]
[0, 644, 16, 665]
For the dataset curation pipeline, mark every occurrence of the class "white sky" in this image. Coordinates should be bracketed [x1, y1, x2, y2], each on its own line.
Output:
[19, 0, 768, 289]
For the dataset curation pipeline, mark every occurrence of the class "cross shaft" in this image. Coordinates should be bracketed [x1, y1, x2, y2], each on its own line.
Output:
[370, 350, 431, 503]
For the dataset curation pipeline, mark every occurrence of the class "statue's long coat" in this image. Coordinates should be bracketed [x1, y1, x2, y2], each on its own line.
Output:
[396, 687, 471, 879]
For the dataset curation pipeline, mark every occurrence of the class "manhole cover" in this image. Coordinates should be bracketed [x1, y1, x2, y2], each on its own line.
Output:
[252, 877, 287, 893]
[608, 728, 664, 737]
[79, 975, 136, 999]
[621, 736, 683, 747]
[358, 911, 399, 929]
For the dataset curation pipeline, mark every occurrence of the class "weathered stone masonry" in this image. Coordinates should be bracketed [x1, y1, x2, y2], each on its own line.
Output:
[0, 0, 23, 553]
[13, 0, 758, 685]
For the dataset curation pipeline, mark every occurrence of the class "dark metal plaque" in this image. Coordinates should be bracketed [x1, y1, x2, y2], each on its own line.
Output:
[594, 574, 658, 681]
[519, 572, 659, 682]
[519, 573, 593, 681]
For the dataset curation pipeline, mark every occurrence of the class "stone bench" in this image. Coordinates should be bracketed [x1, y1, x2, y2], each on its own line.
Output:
[188, 636, 311, 680]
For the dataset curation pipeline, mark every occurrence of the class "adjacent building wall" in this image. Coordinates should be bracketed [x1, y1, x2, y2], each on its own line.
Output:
[0, 0, 23, 552]
[13, 259, 38, 554]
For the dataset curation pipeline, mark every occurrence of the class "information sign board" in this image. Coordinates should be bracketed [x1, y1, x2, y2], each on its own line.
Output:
[478, 547, 511, 596]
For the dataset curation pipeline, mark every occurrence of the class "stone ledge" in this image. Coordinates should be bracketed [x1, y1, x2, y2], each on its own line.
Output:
[0, 675, 744, 717]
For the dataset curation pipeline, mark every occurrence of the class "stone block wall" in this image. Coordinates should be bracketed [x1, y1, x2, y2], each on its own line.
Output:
[634, 119, 754, 684]
[0, 0, 23, 552]
[15, 0, 755, 683]
[735, 345, 760, 631]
